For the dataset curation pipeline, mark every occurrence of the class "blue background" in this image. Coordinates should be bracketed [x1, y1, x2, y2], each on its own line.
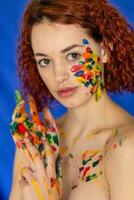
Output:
[0, 0, 133, 199]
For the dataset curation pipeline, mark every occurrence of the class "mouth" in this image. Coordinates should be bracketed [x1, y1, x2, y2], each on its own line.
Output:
[57, 86, 78, 98]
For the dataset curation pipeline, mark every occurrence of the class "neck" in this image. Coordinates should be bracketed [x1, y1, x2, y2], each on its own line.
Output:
[64, 91, 118, 137]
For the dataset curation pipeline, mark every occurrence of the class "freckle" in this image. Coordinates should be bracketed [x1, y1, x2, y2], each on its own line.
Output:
[72, 184, 79, 190]
[113, 144, 117, 148]
[100, 170, 103, 175]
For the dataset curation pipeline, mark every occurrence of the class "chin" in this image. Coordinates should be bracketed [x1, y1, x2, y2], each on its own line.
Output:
[57, 95, 92, 109]
[50, 87, 92, 108]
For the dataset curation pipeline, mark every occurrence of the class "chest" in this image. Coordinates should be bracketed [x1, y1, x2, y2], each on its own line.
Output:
[60, 145, 109, 199]
[58, 128, 116, 199]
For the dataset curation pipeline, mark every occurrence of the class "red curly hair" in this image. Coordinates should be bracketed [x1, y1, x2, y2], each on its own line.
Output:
[18, 0, 134, 111]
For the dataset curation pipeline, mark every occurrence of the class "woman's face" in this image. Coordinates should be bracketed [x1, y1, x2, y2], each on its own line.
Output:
[31, 20, 106, 108]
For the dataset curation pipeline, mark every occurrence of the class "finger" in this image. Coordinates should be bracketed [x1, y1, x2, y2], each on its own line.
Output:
[55, 154, 63, 197]
[42, 107, 58, 132]
[28, 94, 45, 130]
[39, 139, 61, 198]
[18, 176, 29, 188]
[21, 167, 45, 200]
[12, 97, 27, 123]
[41, 138, 57, 180]
[10, 90, 31, 136]
[42, 107, 60, 157]
[24, 138, 49, 182]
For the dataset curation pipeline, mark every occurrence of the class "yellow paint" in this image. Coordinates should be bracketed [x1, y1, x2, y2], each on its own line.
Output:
[82, 149, 101, 160]
[58, 128, 68, 138]
[86, 130, 101, 140]
[31, 179, 45, 200]
[60, 146, 68, 156]
[43, 178, 51, 200]
[73, 135, 81, 145]
[77, 77, 87, 83]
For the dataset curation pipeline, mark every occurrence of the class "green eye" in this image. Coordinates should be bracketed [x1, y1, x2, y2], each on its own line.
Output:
[67, 52, 81, 61]
[38, 58, 51, 67]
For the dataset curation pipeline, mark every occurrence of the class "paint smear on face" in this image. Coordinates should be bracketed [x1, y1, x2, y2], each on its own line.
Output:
[70, 38, 102, 96]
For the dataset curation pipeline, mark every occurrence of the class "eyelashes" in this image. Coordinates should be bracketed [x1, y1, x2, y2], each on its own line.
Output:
[66, 52, 82, 61]
[37, 58, 51, 67]
[37, 52, 82, 68]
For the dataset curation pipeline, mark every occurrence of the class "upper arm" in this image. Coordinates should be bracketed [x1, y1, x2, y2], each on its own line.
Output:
[104, 131, 134, 200]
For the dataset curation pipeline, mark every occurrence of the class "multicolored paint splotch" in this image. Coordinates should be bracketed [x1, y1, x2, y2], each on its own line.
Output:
[70, 39, 104, 100]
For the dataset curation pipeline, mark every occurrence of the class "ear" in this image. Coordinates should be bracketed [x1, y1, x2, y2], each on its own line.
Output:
[100, 42, 108, 64]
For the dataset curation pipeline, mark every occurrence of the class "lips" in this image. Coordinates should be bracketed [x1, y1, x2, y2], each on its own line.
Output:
[57, 86, 78, 98]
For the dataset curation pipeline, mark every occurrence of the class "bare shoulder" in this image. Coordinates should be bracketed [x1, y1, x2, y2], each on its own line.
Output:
[103, 123, 134, 177]
[103, 124, 134, 198]
[104, 123, 134, 150]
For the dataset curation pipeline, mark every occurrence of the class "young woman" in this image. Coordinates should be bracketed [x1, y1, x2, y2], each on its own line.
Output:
[9, 0, 134, 199]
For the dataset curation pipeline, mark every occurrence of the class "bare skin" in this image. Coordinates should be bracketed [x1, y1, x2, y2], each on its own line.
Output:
[10, 97, 134, 200]
[10, 21, 134, 199]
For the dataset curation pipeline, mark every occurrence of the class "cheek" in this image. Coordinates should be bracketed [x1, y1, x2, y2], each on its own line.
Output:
[70, 45, 102, 95]
[37, 69, 51, 88]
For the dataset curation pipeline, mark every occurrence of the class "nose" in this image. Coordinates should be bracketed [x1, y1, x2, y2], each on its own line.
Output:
[54, 63, 70, 83]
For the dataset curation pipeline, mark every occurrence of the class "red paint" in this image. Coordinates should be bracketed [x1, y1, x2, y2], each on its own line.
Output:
[82, 166, 91, 179]
[86, 47, 91, 52]
[81, 73, 91, 81]
[97, 57, 100, 62]
[51, 145, 57, 152]
[71, 65, 82, 72]
[48, 127, 56, 132]
[18, 123, 27, 134]
[79, 167, 84, 173]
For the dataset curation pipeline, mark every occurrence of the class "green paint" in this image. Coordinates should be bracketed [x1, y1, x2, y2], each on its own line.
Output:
[15, 112, 22, 118]
[83, 157, 92, 165]
[46, 134, 52, 144]
[92, 159, 99, 167]
[86, 173, 97, 182]
[69, 153, 74, 158]
[43, 158, 48, 169]
[53, 135, 59, 146]
[24, 117, 33, 129]
[114, 129, 119, 137]
[79, 61, 85, 65]
[56, 154, 63, 179]
[36, 131, 43, 139]
[119, 137, 127, 146]
[15, 90, 23, 104]
[10, 122, 18, 134]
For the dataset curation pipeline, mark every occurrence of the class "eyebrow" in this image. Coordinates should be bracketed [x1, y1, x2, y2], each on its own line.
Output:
[34, 44, 85, 57]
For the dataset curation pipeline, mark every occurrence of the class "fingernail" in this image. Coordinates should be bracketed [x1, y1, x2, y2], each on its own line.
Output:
[24, 137, 30, 143]
[15, 90, 23, 104]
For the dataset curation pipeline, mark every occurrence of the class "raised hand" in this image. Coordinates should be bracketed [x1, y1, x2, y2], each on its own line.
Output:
[10, 90, 63, 199]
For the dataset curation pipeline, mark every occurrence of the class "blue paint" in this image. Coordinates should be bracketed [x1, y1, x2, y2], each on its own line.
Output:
[74, 70, 84, 77]
[83, 39, 89, 45]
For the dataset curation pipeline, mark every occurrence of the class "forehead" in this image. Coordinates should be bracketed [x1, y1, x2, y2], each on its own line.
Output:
[31, 20, 90, 52]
